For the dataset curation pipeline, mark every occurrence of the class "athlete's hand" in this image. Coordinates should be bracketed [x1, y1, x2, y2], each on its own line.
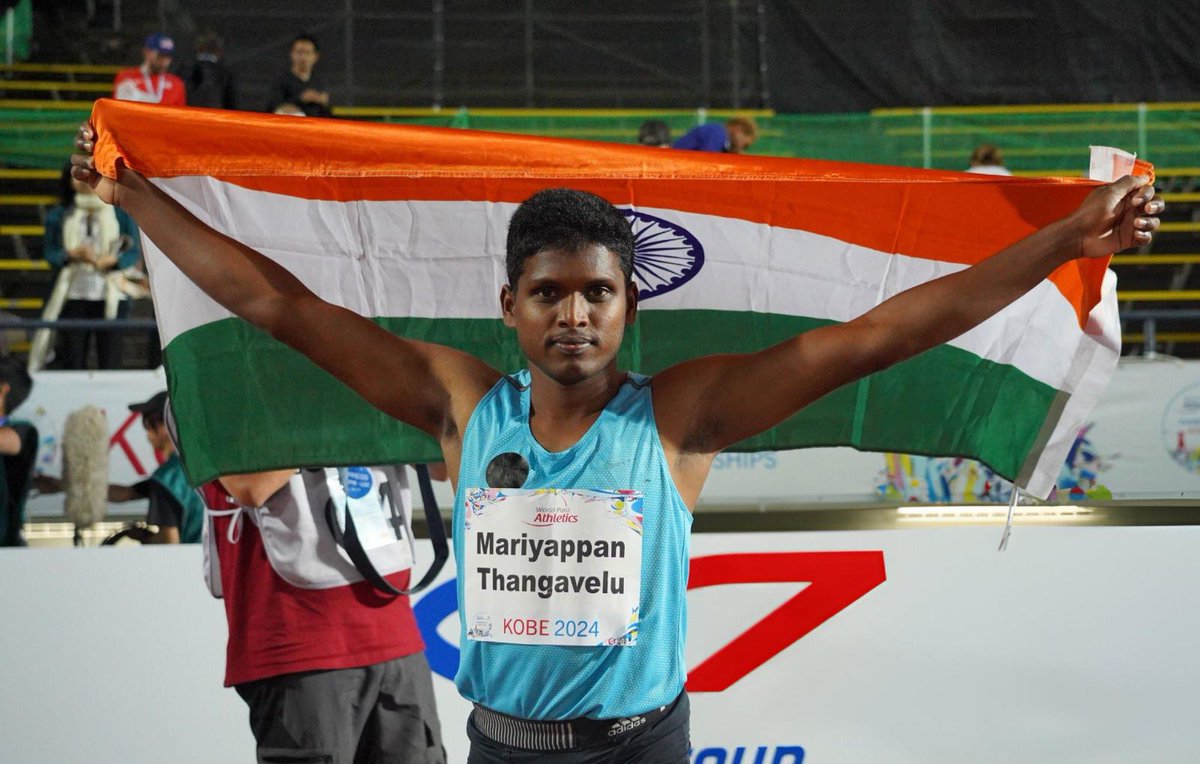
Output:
[1071, 174, 1163, 259]
[70, 122, 121, 207]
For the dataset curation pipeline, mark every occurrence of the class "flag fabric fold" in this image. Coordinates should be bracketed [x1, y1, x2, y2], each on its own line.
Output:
[91, 99, 1128, 497]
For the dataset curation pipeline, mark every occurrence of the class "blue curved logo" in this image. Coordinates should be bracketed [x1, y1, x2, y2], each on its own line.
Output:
[621, 209, 705, 300]
[413, 579, 461, 680]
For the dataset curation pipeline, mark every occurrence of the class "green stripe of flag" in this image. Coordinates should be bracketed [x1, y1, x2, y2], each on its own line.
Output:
[165, 311, 1056, 486]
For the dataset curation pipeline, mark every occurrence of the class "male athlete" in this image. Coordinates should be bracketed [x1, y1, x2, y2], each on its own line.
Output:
[73, 124, 1160, 762]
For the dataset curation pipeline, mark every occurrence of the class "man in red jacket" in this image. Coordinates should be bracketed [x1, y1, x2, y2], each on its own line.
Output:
[112, 33, 186, 106]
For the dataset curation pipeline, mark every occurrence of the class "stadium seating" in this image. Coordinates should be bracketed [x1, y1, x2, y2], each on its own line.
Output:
[2, 62, 1197, 357]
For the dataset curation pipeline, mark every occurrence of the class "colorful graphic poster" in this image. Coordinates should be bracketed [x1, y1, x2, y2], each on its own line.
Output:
[699, 359, 1200, 506]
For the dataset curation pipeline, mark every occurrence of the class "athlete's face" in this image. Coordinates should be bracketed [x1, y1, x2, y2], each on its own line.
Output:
[501, 244, 637, 387]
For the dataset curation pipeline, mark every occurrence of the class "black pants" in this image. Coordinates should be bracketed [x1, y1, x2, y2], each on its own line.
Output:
[466, 694, 690, 764]
[58, 299, 128, 369]
[235, 653, 446, 764]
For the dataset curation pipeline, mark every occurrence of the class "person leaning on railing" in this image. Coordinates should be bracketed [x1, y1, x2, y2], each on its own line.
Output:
[41, 163, 141, 369]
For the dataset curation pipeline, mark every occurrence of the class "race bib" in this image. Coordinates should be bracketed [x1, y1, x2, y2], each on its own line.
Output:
[463, 487, 643, 647]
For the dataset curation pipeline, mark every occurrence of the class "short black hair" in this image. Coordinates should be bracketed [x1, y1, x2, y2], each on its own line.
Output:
[0, 356, 32, 415]
[291, 33, 319, 52]
[505, 188, 635, 289]
[637, 119, 671, 147]
[142, 411, 165, 430]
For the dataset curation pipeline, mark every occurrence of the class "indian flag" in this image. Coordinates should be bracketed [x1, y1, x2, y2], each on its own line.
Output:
[92, 99, 1133, 497]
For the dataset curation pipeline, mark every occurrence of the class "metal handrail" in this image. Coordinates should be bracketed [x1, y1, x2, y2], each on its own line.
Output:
[0, 80, 111, 92]
[0, 63, 121, 75]
[1119, 308, 1200, 355]
[0, 318, 157, 331]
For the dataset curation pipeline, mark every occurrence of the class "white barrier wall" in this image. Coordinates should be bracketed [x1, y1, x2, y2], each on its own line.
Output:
[3, 527, 1198, 763]
[22, 369, 167, 519]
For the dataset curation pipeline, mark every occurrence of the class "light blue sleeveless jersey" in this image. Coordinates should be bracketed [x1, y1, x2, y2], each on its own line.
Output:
[453, 370, 693, 720]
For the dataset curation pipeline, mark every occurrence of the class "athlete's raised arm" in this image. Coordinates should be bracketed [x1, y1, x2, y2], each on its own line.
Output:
[653, 174, 1162, 501]
[71, 123, 500, 442]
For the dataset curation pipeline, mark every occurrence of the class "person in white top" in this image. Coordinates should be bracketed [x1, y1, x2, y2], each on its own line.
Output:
[967, 143, 1012, 176]
[41, 165, 141, 368]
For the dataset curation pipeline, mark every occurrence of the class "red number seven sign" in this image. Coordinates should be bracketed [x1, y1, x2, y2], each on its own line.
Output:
[685, 551, 886, 692]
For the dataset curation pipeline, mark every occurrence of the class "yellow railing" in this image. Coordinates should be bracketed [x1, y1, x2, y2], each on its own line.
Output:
[1159, 222, 1200, 233]
[872, 102, 1200, 117]
[0, 194, 55, 205]
[0, 298, 43, 309]
[0, 225, 43, 236]
[0, 63, 121, 75]
[1118, 290, 1200, 301]
[0, 169, 59, 180]
[1111, 254, 1200, 265]
[1124, 332, 1200, 343]
[0, 98, 95, 110]
[0, 80, 111, 92]
[0, 259, 48, 270]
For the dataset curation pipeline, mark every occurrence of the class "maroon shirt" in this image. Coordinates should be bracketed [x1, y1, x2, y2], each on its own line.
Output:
[201, 481, 424, 686]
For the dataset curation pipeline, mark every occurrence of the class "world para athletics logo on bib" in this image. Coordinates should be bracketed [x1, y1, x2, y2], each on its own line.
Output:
[621, 209, 704, 300]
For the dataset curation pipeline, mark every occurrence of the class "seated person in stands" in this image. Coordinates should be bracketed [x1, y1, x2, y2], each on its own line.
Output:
[673, 116, 757, 153]
[266, 34, 331, 118]
[967, 143, 1012, 176]
[0, 357, 37, 547]
[637, 119, 672, 147]
[38, 391, 203, 543]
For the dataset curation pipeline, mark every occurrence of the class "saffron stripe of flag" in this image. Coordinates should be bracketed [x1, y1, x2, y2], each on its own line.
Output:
[92, 99, 1129, 496]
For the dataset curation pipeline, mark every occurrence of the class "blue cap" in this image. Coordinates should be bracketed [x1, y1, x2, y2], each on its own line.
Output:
[143, 33, 175, 55]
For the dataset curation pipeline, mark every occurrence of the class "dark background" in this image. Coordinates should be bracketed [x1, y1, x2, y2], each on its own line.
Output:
[38, 0, 1200, 111]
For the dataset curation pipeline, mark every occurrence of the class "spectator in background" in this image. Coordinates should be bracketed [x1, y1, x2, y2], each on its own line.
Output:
[266, 33, 331, 118]
[186, 31, 238, 110]
[638, 119, 672, 147]
[968, 143, 1011, 176]
[112, 32, 186, 106]
[272, 103, 307, 117]
[35, 391, 203, 543]
[43, 163, 140, 369]
[673, 116, 757, 154]
[0, 358, 37, 547]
